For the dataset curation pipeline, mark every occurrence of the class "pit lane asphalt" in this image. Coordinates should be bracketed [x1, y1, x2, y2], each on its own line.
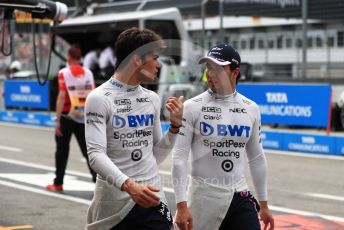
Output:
[0, 123, 343, 229]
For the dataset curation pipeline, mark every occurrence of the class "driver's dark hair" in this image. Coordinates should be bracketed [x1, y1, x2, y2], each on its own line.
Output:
[114, 27, 166, 70]
[229, 64, 241, 84]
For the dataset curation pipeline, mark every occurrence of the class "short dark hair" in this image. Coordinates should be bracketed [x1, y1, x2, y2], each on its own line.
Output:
[114, 27, 166, 70]
[229, 64, 241, 85]
[68, 47, 82, 60]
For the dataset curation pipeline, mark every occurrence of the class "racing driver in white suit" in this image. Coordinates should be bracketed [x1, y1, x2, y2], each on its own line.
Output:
[85, 28, 183, 230]
[172, 43, 274, 230]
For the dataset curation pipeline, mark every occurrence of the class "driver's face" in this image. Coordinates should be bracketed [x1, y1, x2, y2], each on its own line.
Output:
[138, 53, 161, 82]
[205, 62, 231, 93]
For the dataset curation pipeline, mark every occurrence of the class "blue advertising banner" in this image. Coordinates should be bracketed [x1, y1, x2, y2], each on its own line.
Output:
[4, 80, 50, 110]
[334, 136, 344, 156]
[237, 84, 331, 128]
[283, 133, 335, 155]
[0, 110, 55, 127]
[261, 131, 284, 150]
[20, 112, 43, 126]
[0, 110, 22, 123]
[41, 113, 56, 127]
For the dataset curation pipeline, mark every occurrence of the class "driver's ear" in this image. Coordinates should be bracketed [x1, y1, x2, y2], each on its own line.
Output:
[235, 68, 240, 76]
[132, 54, 143, 67]
[233, 68, 240, 79]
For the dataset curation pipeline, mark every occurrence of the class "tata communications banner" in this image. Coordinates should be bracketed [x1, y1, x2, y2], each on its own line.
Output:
[237, 84, 331, 128]
[4, 80, 49, 110]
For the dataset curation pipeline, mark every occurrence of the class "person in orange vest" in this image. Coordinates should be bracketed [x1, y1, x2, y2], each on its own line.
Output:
[46, 47, 97, 192]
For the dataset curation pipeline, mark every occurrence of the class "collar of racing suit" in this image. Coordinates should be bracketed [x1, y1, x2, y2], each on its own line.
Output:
[207, 88, 237, 100]
[109, 77, 140, 93]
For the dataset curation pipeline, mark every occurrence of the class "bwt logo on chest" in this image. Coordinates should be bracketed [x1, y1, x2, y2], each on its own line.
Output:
[200, 122, 251, 137]
[112, 114, 155, 128]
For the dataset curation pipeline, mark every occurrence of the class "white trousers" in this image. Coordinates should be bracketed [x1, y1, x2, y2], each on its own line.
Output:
[187, 177, 248, 230]
[86, 176, 167, 230]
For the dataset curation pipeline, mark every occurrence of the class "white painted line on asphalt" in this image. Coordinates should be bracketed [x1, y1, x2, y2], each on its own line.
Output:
[0, 157, 92, 178]
[0, 122, 53, 131]
[0, 145, 23, 152]
[0, 179, 91, 205]
[269, 205, 344, 222]
[306, 193, 344, 202]
[0, 176, 171, 207]
[266, 149, 344, 160]
[0, 157, 170, 179]
[2, 177, 344, 223]
[0, 173, 94, 191]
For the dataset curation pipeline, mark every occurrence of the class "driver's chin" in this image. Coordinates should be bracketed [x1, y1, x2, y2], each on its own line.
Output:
[140, 69, 156, 82]
[144, 73, 156, 82]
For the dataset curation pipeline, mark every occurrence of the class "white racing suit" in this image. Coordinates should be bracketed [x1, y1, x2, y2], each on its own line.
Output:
[85, 78, 176, 230]
[172, 89, 268, 230]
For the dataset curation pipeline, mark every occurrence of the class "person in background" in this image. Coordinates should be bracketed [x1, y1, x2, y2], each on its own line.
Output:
[46, 47, 97, 192]
[83, 48, 102, 76]
[172, 43, 274, 230]
[10, 60, 22, 74]
[98, 45, 116, 78]
[336, 91, 344, 130]
[5, 60, 22, 79]
[85, 27, 183, 230]
[4, 66, 12, 80]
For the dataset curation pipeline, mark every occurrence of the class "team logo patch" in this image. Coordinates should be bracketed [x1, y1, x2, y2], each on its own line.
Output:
[229, 108, 247, 113]
[112, 115, 126, 128]
[114, 99, 131, 106]
[136, 98, 150, 103]
[200, 122, 251, 137]
[131, 149, 142, 161]
[221, 159, 234, 172]
[200, 122, 214, 136]
[202, 106, 221, 113]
